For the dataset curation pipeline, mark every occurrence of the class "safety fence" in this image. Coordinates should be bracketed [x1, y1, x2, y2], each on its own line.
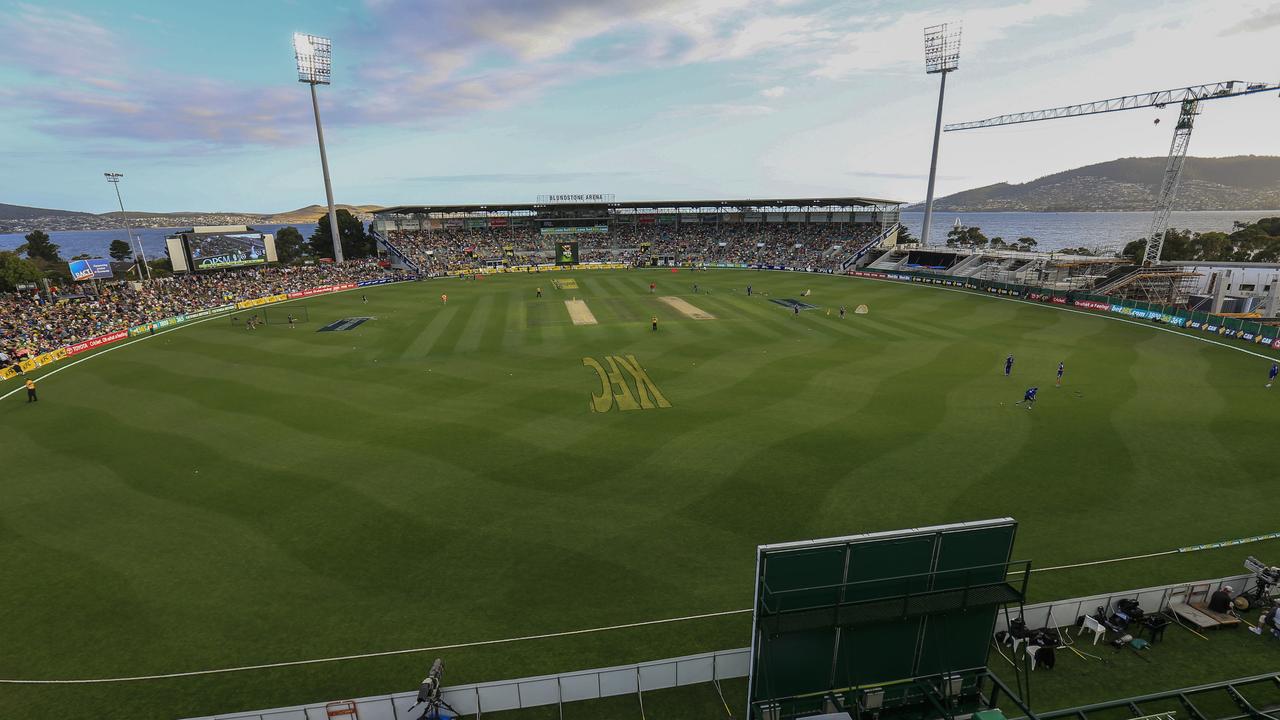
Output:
[184, 648, 749, 720]
[846, 268, 1280, 352]
[993, 573, 1255, 634]
[186, 571, 1264, 720]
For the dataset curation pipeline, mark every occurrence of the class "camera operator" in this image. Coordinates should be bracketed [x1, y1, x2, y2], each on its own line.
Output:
[1207, 585, 1233, 614]
[1252, 607, 1279, 638]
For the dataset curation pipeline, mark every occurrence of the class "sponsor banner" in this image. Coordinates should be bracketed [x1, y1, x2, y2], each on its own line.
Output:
[1274, 339, 1280, 349]
[287, 283, 359, 300]
[1073, 300, 1110, 311]
[68, 258, 113, 281]
[18, 347, 69, 372]
[357, 277, 401, 288]
[66, 330, 129, 357]
[130, 324, 152, 337]
[237, 293, 290, 310]
[186, 309, 213, 320]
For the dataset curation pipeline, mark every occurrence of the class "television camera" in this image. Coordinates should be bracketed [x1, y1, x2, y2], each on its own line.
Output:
[1237, 556, 1280, 610]
[406, 658, 458, 720]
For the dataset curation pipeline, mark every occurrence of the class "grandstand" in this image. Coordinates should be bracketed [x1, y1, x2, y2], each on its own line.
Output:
[370, 196, 903, 275]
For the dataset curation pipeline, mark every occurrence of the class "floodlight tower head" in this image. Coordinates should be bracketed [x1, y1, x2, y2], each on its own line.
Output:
[104, 172, 122, 184]
[923, 23, 962, 74]
[294, 32, 332, 85]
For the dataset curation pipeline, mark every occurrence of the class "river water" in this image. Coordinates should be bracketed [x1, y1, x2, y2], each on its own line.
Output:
[3, 211, 1279, 259]
[898, 210, 1280, 252]
[0, 224, 318, 260]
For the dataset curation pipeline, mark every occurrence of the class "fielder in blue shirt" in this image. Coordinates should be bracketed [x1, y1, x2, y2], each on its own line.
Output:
[1268, 363, 1278, 388]
[1004, 354, 1015, 376]
[1056, 361, 1065, 387]
[1016, 386, 1038, 409]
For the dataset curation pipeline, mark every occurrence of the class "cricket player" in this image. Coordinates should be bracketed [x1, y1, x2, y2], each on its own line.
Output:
[1268, 363, 1278, 388]
[25, 378, 37, 403]
[839, 305, 846, 319]
[1004, 354, 1015, 376]
[441, 293, 448, 304]
[1056, 361, 1065, 387]
[651, 315, 658, 332]
[1016, 386, 1038, 410]
[536, 287, 542, 298]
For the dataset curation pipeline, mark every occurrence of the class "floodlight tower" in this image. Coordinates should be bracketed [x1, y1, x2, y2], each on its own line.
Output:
[920, 23, 961, 248]
[294, 32, 344, 263]
[104, 172, 151, 281]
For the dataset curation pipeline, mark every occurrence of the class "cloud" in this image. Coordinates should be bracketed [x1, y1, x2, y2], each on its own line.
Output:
[812, 0, 1091, 79]
[760, 85, 788, 98]
[1218, 2, 1280, 34]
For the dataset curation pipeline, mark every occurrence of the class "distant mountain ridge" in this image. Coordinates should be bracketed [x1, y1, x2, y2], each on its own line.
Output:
[0, 202, 384, 234]
[908, 156, 1280, 212]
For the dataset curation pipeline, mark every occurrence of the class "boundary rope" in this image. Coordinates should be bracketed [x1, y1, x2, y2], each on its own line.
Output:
[1, 530, 1275, 685]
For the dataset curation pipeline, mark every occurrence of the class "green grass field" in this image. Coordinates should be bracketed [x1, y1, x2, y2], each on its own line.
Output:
[2, 268, 1278, 720]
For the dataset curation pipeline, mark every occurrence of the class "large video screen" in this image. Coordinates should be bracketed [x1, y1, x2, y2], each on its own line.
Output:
[188, 233, 268, 270]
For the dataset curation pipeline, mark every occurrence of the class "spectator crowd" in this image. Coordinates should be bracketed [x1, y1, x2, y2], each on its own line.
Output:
[386, 221, 882, 274]
[2, 260, 406, 360]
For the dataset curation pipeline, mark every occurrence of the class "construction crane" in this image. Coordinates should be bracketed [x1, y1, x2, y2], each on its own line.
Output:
[944, 81, 1279, 266]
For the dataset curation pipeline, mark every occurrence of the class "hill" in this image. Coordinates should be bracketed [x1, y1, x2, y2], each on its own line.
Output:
[265, 204, 384, 223]
[909, 155, 1280, 212]
[0, 202, 97, 221]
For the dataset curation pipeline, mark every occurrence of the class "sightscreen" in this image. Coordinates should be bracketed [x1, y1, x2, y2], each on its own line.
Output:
[188, 232, 268, 270]
[747, 519, 1022, 719]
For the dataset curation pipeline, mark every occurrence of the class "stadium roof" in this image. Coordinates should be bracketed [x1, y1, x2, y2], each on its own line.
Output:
[375, 196, 903, 216]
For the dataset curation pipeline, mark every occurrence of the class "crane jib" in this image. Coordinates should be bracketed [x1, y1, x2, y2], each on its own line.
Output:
[943, 80, 1279, 132]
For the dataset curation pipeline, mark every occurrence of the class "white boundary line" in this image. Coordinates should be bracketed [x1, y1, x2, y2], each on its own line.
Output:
[0, 609, 751, 684]
[1, 280, 414, 403]
[1, 271, 1277, 685]
[845, 272, 1280, 362]
[2, 529, 1276, 684]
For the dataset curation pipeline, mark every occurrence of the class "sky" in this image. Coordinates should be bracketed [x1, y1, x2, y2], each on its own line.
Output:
[0, 0, 1276, 213]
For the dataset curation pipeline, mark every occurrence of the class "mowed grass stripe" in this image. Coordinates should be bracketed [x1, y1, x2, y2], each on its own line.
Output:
[399, 305, 460, 359]
[455, 293, 495, 354]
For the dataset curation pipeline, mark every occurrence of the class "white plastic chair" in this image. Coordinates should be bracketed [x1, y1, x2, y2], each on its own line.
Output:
[1077, 615, 1106, 645]
[1024, 643, 1043, 670]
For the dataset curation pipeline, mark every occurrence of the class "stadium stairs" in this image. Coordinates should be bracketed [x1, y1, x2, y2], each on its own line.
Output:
[371, 230, 421, 274]
[840, 223, 901, 270]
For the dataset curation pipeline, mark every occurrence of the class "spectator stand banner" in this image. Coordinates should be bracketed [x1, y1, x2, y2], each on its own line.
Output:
[65, 330, 129, 357]
[68, 258, 113, 281]
[237, 293, 290, 310]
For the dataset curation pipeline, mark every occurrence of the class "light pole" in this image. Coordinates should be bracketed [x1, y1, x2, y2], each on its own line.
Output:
[921, 23, 961, 247]
[294, 32, 344, 263]
[104, 172, 151, 280]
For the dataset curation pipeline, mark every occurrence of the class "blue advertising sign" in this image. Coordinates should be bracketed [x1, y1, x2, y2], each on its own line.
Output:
[69, 258, 113, 281]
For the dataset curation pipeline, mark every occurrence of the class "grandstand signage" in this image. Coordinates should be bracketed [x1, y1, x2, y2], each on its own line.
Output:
[65, 330, 129, 357]
[538, 193, 615, 203]
[68, 258, 113, 281]
[582, 355, 671, 412]
[287, 283, 358, 300]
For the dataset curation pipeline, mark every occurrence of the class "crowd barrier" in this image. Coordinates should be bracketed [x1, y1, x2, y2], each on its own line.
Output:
[1, 277, 413, 383]
[847, 268, 1280, 352]
[186, 570, 1263, 720]
[183, 648, 750, 720]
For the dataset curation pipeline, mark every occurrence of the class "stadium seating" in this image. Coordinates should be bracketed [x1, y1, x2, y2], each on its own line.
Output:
[1, 261, 406, 358]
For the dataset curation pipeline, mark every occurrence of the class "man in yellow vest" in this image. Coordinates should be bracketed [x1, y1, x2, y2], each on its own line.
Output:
[25, 378, 37, 403]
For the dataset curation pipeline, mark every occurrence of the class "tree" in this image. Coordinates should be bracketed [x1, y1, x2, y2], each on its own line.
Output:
[946, 225, 988, 248]
[1014, 237, 1037, 252]
[307, 210, 373, 260]
[274, 226, 306, 262]
[988, 236, 1008, 249]
[70, 253, 92, 261]
[1058, 246, 1095, 256]
[108, 239, 133, 261]
[0, 251, 44, 291]
[23, 230, 62, 263]
[895, 224, 916, 244]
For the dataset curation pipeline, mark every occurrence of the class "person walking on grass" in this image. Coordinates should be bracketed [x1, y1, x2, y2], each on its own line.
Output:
[25, 378, 37, 403]
[1269, 363, 1278, 388]
[1056, 361, 1065, 387]
[651, 315, 658, 332]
